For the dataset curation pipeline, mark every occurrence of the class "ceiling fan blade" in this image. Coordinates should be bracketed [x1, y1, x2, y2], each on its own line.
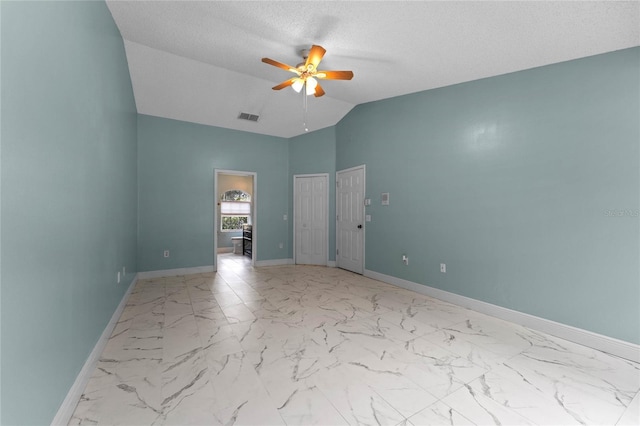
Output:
[262, 57, 299, 73]
[305, 45, 326, 70]
[314, 83, 325, 97]
[316, 70, 354, 80]
[272, 78, 297, 90]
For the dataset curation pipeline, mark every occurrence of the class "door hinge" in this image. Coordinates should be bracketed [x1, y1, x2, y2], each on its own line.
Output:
[336, 181, 340, 188]
[336, 249, 339, 255]
[336, 214, 339, 221]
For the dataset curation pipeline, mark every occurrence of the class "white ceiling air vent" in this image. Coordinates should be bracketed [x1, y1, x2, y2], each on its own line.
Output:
[238, 112, 259, 122]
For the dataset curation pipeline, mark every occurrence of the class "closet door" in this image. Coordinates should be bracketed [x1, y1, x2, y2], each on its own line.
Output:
[294, 174, 328, 265]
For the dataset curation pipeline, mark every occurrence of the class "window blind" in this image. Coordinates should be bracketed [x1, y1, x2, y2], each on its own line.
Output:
[221, 201, 250, 215]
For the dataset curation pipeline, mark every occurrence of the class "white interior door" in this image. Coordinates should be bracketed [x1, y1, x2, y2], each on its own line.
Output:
[336, 166, 365, 274]
[294, 174, 328, 265]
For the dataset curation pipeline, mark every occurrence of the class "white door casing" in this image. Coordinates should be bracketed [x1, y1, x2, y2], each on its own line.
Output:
[294, 174, 328, 265]
[336, 165, 365, 274]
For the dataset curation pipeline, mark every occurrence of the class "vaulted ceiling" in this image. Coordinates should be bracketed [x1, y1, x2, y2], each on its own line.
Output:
[106, 1, 639, 138]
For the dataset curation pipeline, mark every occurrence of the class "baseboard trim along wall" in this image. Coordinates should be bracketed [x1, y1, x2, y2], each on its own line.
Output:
[364, 269, 640, 363]
[137, 265, 215, 279]
[137, 261, 296, 278]
[51, 275, 139, 426]
[255, 258, 294, 267]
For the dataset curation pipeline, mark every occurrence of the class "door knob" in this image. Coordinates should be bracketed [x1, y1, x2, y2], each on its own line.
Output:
[357, 224, 363, 229]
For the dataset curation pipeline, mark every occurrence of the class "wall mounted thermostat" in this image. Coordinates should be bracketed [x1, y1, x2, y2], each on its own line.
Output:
[381, 192, 390, 205]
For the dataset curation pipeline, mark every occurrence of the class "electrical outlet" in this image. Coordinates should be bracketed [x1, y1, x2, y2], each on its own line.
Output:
[164, 250, 170, 258]
[283, 214, 287, 220]
[440, 263, 446, 273]
[117, 271, 121, 283]
[279, 242, 284, 249]
[402, 254, 409, 265]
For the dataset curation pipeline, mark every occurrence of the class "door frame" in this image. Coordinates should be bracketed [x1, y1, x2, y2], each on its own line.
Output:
[336, 164, 366, 274]
[293, 173, 329, 266]
[213, 169, 257, 271]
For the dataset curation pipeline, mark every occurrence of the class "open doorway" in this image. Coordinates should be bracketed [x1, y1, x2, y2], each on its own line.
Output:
[214, 169, 257, 271]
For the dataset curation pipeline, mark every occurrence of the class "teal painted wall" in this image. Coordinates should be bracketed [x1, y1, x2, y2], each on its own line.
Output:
[137, 115, 289, 271]
[288, 127, 337, 261]
[1, 1, 138, 424]
[336, 48, 640, 344]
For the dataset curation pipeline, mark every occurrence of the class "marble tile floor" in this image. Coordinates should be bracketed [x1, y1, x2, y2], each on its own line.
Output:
[70, 253, 640, 425]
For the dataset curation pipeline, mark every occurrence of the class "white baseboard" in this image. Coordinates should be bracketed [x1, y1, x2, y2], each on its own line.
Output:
[137, 265, 215, 279]
[364, 269, 640, 363]
[255, 258, 294, 267]
[51, 275, 138, 425]
[139, 260, 298, 275]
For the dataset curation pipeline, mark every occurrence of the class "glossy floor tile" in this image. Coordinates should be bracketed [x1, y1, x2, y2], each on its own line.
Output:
[70, 253, 640, 425]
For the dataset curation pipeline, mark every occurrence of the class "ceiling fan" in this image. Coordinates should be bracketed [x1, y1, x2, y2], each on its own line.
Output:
[262, 45, 354, 97]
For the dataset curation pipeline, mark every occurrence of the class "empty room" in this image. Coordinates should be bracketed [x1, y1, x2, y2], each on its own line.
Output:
[1, 1, 639, 425]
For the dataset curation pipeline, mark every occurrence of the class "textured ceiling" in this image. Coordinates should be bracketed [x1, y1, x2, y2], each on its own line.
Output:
[106, 1, 640, 138]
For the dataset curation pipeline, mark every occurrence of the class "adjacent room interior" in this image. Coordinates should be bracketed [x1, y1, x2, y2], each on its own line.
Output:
[215, 171, 255, 265]
[1, 1, 638, 425]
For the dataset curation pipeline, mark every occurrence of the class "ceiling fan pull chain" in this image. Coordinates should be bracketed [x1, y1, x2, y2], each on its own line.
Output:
[303, 85, 309, 132]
